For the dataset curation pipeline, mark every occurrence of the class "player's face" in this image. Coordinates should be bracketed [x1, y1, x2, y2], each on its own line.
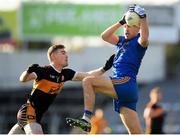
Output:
[53, 48, 68, 67]
[151, 92, 162, 102]
[124, 24, 140, 40]
[156, 92, 162, 101]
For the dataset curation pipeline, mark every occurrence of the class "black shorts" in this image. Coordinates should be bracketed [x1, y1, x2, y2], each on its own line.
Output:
[17, 103, 36, 128]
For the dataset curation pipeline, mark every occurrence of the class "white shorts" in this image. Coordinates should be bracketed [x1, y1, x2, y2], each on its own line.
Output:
[24, 122, 43, 134]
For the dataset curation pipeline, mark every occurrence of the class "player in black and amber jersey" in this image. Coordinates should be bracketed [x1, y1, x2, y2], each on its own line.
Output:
[144, 87, 166, 134]
[8, 44, 115, 134]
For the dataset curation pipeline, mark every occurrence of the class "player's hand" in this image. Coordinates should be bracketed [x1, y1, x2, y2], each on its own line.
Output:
[103, 54, 115, 71]
[119, 14, 126, 25]
[27, 64, 39, 74]
[129, 4, 137, 12]
[129, 4, 146, 18]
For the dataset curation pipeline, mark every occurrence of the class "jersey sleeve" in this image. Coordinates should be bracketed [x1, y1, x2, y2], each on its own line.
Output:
[116, 35, 125, 47]
[137, 33, 148, 49]
[62, 68, 76, 81]
[33, 66, 43, 81]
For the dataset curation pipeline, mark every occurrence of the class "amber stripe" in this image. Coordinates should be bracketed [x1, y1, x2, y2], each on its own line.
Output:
[112, 76, 130, 84]
[33, 79, 64, 94]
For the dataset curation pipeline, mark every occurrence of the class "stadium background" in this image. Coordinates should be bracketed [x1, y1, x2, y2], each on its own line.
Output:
[0, 0, 180, 133]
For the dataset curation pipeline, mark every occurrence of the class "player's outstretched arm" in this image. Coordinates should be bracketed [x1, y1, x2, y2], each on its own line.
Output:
[19, 64, 38, 82]
[101, 15, 126, 45]
[72, 54, 115, 81]
[73, 67, 104, 81]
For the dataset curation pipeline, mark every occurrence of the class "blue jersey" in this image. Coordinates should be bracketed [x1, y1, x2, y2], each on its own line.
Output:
[112, 33, 147, 79]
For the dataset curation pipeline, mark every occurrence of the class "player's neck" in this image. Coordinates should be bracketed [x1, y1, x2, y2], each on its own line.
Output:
[50, 63, 63, 73]
[151, 99, 158, 104]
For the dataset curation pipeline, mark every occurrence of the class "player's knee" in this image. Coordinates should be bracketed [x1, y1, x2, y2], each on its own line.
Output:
[24, 122, 43, 134]
[82, 76, 94, 86]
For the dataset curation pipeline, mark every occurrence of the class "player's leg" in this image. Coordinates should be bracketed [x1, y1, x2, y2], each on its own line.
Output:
[24, 122, 43, 134]
[16, 103, 43, 134]
[8, 123, 25, 134]
[119, 107, 143, 134]
[66, 75, 117, 132]
[82, 75, 117, 112]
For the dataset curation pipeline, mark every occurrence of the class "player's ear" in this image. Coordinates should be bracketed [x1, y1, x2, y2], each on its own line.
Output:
[50, 52, 56, 61]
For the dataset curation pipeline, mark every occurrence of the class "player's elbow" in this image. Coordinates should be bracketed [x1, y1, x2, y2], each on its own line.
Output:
[141, 40, 149, 46]
[19, 76, 27, 82]
[19, 78, 25, 83]
[101, 32, 108, 41]
[139, 38, 149, 47]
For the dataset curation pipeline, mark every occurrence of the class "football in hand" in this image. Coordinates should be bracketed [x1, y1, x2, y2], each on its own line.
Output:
[125, 11, 140, 27]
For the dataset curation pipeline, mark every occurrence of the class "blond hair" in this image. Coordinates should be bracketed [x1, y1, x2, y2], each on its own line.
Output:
[151, 87, 161, 94]
[47, 44, 65, 62]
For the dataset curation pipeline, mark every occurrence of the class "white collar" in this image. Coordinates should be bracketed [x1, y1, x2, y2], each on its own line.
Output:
[50, 64, 61, 73]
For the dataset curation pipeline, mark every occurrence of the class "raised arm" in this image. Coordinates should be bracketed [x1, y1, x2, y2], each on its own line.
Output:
[139, 17, 149, 47]
[129, 5, 149, 47]
[72, 54, 115, 81]
[101, 16, 126, 45]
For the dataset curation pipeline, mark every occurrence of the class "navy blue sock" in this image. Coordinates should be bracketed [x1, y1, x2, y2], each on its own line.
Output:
[82, 110, 93, 122]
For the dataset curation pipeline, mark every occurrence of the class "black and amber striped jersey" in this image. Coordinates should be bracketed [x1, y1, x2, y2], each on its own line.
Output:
[28, 65, 76, 122]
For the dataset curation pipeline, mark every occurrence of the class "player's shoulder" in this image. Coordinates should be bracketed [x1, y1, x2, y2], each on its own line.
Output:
[38, 65, 51, 71]
[118, 35, 125, 42]
[146, 102, 154, 108]
[34, 65, 53, 74]
[147, 102, 158, 109]
[61, 68, 76, 81]
[62, 68, 75, 73]
[116, 35, 125, 46]
[131, 33, 140, 42]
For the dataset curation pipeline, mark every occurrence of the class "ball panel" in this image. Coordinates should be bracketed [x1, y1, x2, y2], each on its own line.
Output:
[125, 11, 140, 27]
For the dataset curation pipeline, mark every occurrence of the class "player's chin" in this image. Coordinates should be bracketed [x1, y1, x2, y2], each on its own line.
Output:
[125, 32, 129, 36]
[125, 33, 134, 40]
[125, 34, 129, 39]
[63, 63, 68, 67]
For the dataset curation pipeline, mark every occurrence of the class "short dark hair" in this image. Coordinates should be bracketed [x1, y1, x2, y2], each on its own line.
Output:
[47, 44, 65, 61]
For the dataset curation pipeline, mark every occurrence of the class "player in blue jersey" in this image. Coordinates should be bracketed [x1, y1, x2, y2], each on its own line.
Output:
[66, 5, 149, 134]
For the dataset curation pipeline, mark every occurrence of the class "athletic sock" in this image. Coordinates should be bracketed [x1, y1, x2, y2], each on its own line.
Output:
[82, 110, 93, 123]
